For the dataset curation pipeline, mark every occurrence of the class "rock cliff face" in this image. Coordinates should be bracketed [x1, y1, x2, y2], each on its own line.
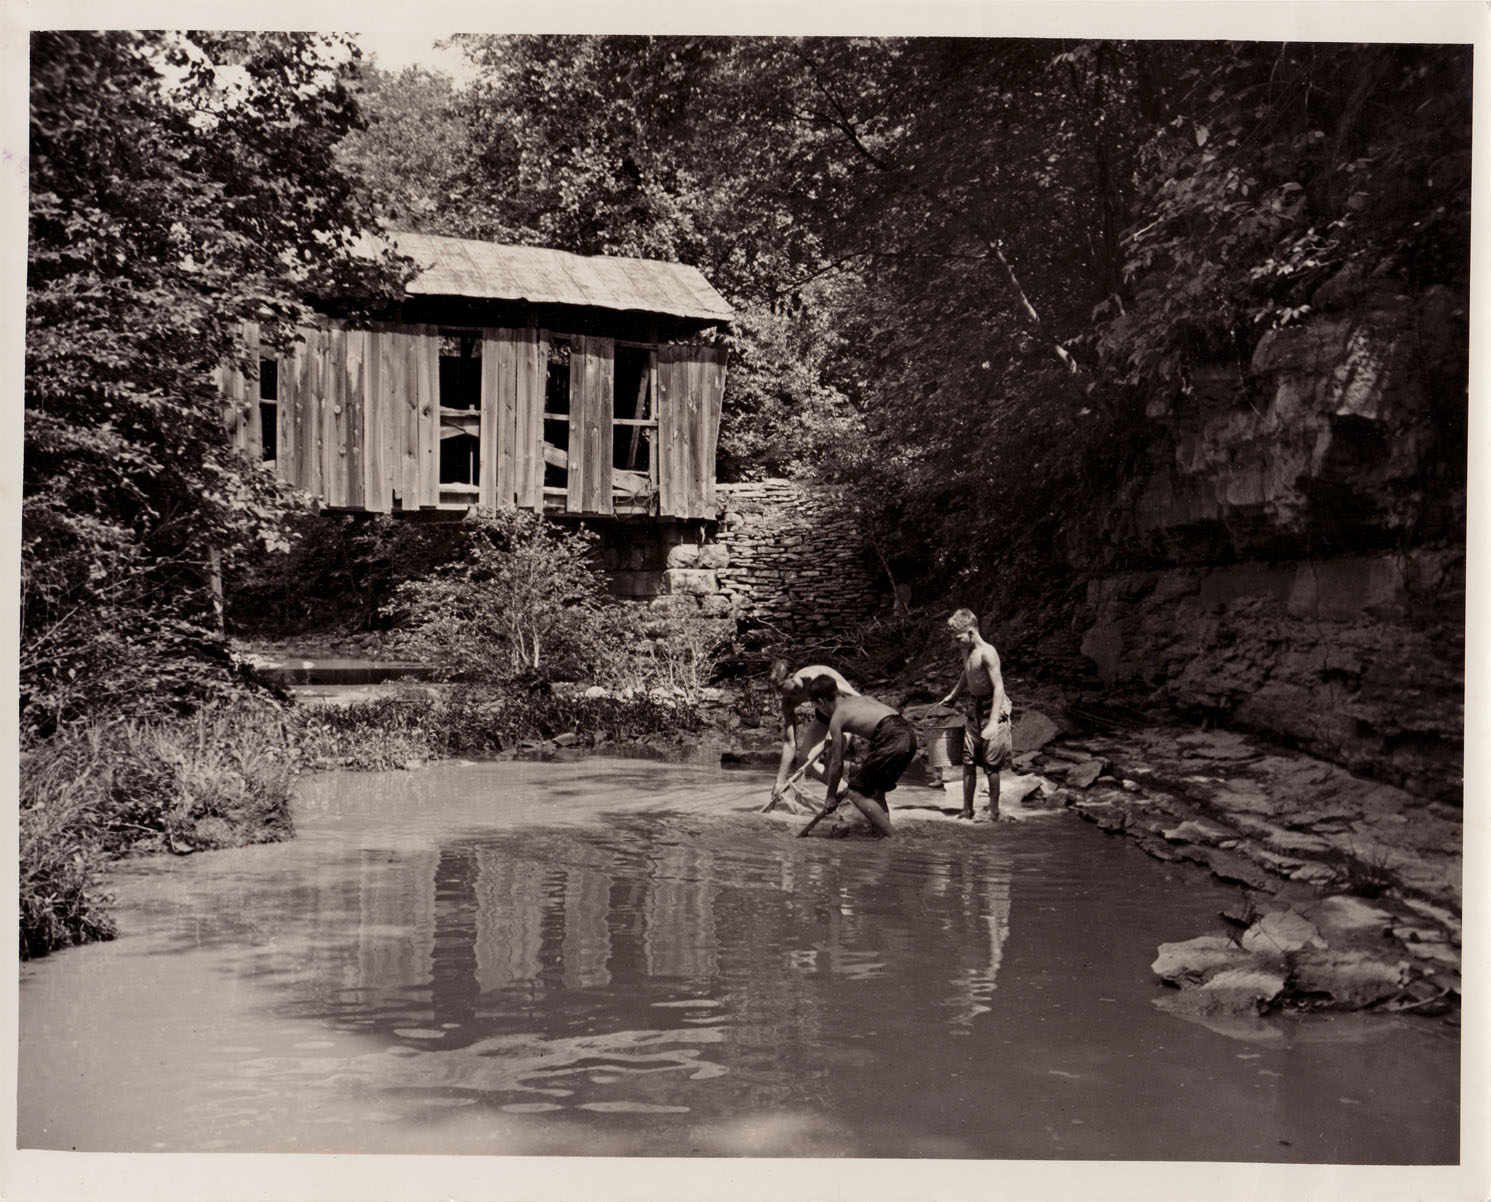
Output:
[1077, 285, 1466, 802]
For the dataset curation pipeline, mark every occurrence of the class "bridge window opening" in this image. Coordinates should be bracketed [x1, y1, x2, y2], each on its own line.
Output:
[438, 329, 481, 487]
[542, 339, 572, 492]
[612, 344, 655, 499]
[257, 357, 278, 463]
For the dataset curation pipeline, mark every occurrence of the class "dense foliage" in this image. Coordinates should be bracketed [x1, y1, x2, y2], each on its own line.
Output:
[224, 512, 471, 637]
[24, 31, 407, 737]
[341, 36, 1470, 604]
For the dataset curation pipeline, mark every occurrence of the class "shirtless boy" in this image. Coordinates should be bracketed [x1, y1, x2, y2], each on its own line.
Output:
[939, 608, 1013, 820]
[769, 659, 858, 805]
[809, 675, 917, 838]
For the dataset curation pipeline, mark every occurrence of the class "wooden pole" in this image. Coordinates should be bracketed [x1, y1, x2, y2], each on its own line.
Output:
[207, 546, 225, 632]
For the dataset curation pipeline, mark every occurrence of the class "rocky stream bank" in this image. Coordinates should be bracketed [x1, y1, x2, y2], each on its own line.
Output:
[708, 675, 1462, 1030]
[1005, 712, 1460, 1027]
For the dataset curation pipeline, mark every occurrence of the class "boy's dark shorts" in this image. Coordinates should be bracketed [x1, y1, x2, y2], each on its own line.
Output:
[963, 696, 1013, 771]
[849, 714, 918, 797]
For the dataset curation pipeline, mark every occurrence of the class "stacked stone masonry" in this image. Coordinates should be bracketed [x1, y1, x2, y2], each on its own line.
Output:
[712, 480, 883, 634]
[591, 479, 885, 633]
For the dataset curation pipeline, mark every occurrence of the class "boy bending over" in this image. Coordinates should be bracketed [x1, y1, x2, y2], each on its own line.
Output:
[809, 675, 917, 838]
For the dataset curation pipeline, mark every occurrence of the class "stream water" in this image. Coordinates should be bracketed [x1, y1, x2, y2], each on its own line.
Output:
[17, 758, 1458, 1161]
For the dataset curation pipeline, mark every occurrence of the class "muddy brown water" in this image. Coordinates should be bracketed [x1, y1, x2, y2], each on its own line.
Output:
[18, 759, 1458, 1161]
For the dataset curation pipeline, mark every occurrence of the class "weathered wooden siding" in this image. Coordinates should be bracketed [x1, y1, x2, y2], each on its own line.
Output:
[515, 330, 547, 509]
[229, 319, 720, 520]
[697, 345, 728, 515]
[220, 320, 262, 458]
[476, 327, 548, 513]
[414, 325, 438, 507]
[657, 345, 727, 519]
[567, 335, 614, 515]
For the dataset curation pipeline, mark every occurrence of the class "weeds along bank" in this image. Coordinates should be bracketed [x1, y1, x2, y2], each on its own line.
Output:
[289, 685, 704, 770]
[18, 685, 708, 961]
[20, 707, 295, 959]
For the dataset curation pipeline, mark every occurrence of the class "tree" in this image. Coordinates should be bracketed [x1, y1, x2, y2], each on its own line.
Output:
[1094, 42, 1472, 395]
[25, 31, 409, 734]
[336, 64, 477, 235]
[340, 36, 1470, 611]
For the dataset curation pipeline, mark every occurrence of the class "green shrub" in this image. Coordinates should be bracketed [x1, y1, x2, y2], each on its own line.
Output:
[633, 612, 736, 703]
[388, 510, 623, 684]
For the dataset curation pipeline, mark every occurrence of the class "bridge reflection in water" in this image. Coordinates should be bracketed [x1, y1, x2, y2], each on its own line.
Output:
[291, 818, 1014, 1062]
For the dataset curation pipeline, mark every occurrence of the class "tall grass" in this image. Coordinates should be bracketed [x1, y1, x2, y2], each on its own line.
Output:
[287, 684, 700, 768]
[19, 705, 296, 959]
[19, 764, 117, 959]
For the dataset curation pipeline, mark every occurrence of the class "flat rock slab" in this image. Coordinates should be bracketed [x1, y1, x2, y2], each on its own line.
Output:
[1062, 760, 1105, 788]
[1152, 935, 1245, 985]
[1240, 909, 1326, 955]
[1134, 836, 1184, 862]
[1252, 848, 1305, 873]
[999, 771, 1049, 807]
[1206, 784, 1278, 815]
[1174, 730, 1261, 761]
[1308, 895, 1395, 939]
[1200, 967, 1288, 1011]
[1012, 710, 1060, 751]
[1260, 827, 1336, 855]
[1290, 951, 1408, 1008]
[1199, 848, 1277, 892]
[1161, 818, 1236, 845]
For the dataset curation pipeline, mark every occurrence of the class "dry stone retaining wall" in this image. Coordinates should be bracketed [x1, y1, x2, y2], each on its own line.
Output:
[590, 479, 885, 633]
[712, 480, 883, 633]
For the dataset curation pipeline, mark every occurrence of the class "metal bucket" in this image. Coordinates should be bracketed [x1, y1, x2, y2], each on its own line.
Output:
[923, 724, 963, 780]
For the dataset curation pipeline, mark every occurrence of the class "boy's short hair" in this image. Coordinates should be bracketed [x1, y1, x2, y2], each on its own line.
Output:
[948, 608, 979, 634]
[768, 659, 791, 688]
[807, 674, 839, 705]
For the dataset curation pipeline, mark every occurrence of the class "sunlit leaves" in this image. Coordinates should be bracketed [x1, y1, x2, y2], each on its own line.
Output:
[25, 31, 407, 734]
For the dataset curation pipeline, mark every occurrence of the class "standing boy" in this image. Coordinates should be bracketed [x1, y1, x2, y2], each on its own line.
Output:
[769, 659, 858, 806]
[940, 608, 1013, 820]
[809, 675, 916, 838]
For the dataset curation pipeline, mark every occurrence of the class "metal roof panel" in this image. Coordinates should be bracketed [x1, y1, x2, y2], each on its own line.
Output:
[390, 232, 733, 323]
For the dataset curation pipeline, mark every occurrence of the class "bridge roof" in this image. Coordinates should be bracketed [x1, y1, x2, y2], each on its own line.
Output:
[390, 231, 734, 324]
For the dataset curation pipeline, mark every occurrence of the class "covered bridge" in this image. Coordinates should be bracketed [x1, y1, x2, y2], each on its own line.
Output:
[221, 232, 733, 522]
